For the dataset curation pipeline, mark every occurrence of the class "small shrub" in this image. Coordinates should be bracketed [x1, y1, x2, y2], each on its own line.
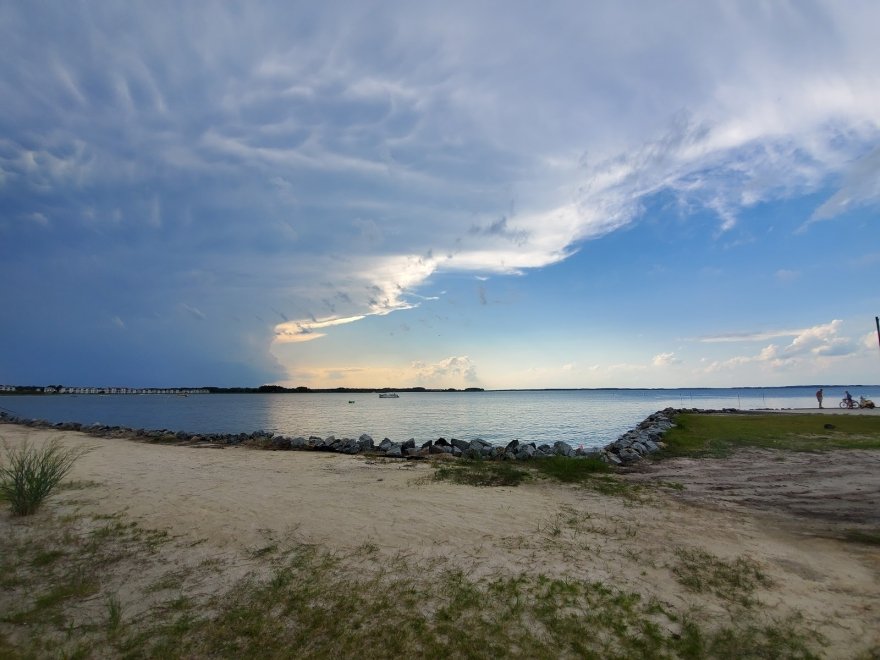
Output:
[0, 439, 92, 516]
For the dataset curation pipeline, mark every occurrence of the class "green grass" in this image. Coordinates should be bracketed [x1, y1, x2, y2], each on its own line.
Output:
[430, 456, 651, 500]
[842, 529, 880, 546]
[432, 459, 531, 486]
[531, 455, 609, 482]
[660, 413, 880, 458]
[105, 594, 123, 635]
[671, 547, 774, 607]
[127, 548, 821, 660]
[0, 438, 93, 515]
[0, 503, 839, 659]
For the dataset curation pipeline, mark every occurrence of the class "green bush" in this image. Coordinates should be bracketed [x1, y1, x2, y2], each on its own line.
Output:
[0, 439, 91, 516]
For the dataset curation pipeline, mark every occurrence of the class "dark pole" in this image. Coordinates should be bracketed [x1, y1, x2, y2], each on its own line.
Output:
[876, 316, 880, 354]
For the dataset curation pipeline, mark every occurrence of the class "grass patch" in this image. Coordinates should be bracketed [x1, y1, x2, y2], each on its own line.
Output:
[531, 455, 609, 482]
[661, 413, 880, 458]
[842, 529, 880, 546]
[105, 593, 123, 634]
[672, 547, 774, 606]
[430, 456, 650, 499]
[0, 506, 835, 659]
[432, 459, 531, 487]
[0, 438, 93, 515]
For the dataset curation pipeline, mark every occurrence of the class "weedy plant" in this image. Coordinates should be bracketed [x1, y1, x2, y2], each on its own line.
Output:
[0, 438, 92, 516]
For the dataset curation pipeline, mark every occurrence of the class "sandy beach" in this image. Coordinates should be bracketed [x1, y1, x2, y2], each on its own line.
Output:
[1, 420, 878, 656]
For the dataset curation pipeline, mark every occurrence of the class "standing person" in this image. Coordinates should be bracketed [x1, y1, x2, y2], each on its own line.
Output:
[816, 388, 824, 408]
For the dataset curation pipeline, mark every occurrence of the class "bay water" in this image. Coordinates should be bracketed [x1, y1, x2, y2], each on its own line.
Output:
[2, 386, 870, 449]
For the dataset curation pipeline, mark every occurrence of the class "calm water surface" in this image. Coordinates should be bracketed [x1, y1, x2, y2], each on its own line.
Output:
[3, 387, 869, 449]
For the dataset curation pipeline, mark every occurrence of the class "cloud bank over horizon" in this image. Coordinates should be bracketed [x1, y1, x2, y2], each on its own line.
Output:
[2, 2, 878, 388]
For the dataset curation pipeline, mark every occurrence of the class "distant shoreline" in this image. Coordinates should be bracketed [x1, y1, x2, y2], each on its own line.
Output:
[3, 384, 879, 397]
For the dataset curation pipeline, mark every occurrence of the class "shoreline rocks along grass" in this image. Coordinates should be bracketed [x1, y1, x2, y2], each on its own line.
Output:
[0, 406, 713, 465]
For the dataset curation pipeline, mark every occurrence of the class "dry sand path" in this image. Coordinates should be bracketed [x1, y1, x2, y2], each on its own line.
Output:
[1, 423, 878, 655]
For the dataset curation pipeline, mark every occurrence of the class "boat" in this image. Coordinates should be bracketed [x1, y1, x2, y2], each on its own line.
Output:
[378, 392, 399, 398]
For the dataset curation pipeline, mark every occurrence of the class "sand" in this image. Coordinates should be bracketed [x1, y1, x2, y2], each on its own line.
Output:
[1, 421, 878, 654]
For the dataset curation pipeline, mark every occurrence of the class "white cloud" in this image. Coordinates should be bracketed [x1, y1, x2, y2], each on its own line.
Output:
[702, 320, 860, 373]
[652, 352, 680, 367]
[274, 315, 365, 344]
[784, 320, 845, 356]
[807, 146, 880, 225]
[411, 355, 478, 386]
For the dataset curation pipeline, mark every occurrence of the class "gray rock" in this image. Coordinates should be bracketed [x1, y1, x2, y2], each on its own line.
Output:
[451, 438, 470, 452]
[618, 447, 640, 462]
[378, 438, 393, 452]
[553, 441, 575, 457]
[603, 452, 623, 466]
[341, 438, 360, 454]
[270, 435, 291, 450]
[384, 443, 403, 458]
[468, 439, 487, 452]
[291, 436, 307, 449]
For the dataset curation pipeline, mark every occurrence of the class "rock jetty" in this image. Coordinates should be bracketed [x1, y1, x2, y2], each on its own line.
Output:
[0, 407, 732, 466]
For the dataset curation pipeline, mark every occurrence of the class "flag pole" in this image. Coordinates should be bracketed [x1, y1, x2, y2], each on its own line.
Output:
[876, 316, 880, 355]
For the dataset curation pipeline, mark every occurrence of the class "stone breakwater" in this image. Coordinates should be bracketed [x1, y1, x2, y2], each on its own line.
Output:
[0, 407, 724, 464]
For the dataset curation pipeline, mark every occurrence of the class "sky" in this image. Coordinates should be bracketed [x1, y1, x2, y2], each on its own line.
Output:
[1, 1, 879, 390]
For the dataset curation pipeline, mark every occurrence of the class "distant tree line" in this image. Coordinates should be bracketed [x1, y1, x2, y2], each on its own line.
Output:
[207, 385, 485, 394]
[1, 384, 485, 395]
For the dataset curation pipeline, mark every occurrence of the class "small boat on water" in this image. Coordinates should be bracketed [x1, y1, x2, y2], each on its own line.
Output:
[378, 392, 399, 398]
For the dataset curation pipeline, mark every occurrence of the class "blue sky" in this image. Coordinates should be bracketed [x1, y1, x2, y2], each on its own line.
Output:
[2, 1, 879, 389]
